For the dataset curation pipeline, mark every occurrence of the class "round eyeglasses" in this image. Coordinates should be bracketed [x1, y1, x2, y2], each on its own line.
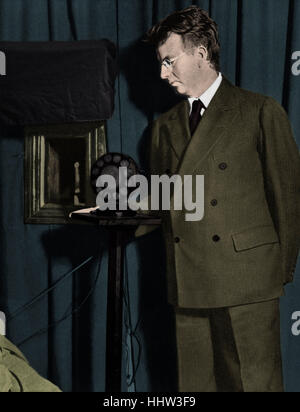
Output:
[161, 51, 187, 70]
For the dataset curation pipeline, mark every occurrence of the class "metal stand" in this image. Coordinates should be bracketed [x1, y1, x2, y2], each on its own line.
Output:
[106, 228, 124, 392]
[70, 212, 161, 392]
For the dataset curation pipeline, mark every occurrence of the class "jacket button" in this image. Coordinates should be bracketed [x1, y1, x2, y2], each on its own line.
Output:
[174, 237, 180, 243]
[212, 235, 220, 242]
[219, 162, 228, 170]
[211, 199, 218, 206]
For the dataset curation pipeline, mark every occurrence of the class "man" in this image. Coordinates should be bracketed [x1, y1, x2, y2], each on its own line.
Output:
[140, 6, 300, 392]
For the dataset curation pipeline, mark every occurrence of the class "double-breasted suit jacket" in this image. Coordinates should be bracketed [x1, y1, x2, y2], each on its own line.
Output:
[138, 77, 300, 309]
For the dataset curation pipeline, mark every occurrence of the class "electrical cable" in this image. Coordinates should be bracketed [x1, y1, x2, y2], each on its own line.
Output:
[7, 255, 94, 321]
[123, 265, 136, 390]
[16, 246, 103, 347]
[123, 264, 135, 390]
[123, 248, 142, 390]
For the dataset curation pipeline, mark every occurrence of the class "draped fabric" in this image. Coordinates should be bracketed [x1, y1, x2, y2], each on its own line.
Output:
[0, 0, 299, 392]
[0, 40, 117, 125]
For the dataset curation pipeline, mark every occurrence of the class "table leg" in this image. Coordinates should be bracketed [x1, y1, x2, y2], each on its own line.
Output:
[105, 229, 124, 392]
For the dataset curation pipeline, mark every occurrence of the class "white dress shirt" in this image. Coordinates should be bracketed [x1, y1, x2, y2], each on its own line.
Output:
[188, 72, 223, 116]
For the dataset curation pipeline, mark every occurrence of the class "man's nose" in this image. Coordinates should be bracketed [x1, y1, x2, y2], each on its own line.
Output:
[160, 65, 170, 80]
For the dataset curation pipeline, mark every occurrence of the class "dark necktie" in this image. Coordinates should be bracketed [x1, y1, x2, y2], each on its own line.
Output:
[189, 99, 205, 136]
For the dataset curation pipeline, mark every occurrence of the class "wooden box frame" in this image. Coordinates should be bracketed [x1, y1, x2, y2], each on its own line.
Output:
[24, 122, 106, 224]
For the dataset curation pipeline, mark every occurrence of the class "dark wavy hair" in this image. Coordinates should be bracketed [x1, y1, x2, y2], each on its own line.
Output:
[146, 6, 220, 71]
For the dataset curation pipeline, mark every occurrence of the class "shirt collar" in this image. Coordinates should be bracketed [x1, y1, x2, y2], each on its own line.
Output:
[188, 72, 223, 113]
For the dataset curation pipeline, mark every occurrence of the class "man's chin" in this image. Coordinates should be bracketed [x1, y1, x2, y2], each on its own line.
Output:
[170, 83, 187, 96]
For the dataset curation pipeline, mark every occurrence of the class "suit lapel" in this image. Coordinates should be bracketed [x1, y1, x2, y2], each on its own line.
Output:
[165, 99, 190, 160]
[175, 77, 239, 176]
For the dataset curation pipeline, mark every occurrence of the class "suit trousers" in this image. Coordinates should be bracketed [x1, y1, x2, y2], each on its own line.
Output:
[175, 299, 283, 392]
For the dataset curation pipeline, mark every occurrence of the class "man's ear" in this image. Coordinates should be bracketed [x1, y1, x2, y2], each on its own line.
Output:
[197, 45, 208, 61]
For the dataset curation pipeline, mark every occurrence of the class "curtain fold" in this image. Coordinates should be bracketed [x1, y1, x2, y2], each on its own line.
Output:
[0, 0, 299, 392]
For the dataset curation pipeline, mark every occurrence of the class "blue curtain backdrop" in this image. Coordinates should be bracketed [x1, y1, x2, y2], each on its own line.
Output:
[0, 0, 299, 392]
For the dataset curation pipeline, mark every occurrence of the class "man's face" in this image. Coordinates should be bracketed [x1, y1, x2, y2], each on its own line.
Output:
[157, 33, 203, 97]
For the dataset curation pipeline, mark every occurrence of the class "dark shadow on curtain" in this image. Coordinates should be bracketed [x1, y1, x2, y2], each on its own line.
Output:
[235, 0, 243, 87]
[136, 124, 178, 391]
[120, 39, 182, 391]
[0, 125, 24, 141]
[120, 39, 183, 121]
[0, 124, 24, 319]
[134, 228, 178, 392]
[66, 0, 78, 41]
[282, 0, 294, 111]
[37, 225, 107, 392]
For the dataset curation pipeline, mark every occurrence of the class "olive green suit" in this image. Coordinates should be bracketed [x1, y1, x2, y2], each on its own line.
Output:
[0, 335, 61, 392]
[145, 77, 300, 308]
[137, 77, 300, 391]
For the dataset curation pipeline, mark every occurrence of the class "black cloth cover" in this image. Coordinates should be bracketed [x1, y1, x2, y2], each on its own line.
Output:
[0, 40, 117, 125]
